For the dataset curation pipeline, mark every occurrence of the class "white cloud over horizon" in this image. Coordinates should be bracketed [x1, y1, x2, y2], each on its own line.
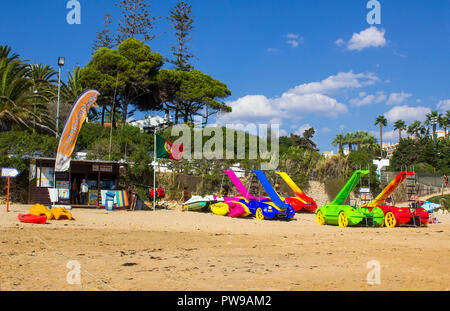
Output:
[287, 71, 379, 95]
[217, 71, 381, 126]
[384, 105, 431, 123]
[437, 99, 450, 111]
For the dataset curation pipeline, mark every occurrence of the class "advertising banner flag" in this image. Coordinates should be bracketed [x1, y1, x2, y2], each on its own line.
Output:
[55, 90, 100, 172]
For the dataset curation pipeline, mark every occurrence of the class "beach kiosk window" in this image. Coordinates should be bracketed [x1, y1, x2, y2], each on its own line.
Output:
[29, 158, 125, 207]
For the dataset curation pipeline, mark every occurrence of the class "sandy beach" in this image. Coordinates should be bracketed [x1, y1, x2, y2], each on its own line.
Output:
[0, 204, 449, 291]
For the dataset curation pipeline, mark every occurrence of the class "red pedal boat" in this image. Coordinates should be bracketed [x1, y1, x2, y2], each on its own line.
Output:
[18, 214, 47, 224]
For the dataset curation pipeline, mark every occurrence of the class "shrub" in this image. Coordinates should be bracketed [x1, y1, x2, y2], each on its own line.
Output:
[324, 178, 348, 202]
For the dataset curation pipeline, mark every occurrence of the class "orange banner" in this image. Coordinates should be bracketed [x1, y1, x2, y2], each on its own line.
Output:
[55, 90, 100, 172]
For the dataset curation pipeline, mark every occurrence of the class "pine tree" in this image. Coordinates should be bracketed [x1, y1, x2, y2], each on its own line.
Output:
[168, 1, 195, 71]
[115, 0, 159, 44]
[92, 14, 115, 54]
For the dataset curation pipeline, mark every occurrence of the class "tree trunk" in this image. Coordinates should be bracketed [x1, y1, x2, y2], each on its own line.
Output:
[174, 97, 180, 124]
[122, 101, 128, 124]
[101, 105, 106, 127]
[111, 103, 116, 129]
[398, 129, 401, 142]
[184, 107, 189, 124]
[380, 124, 383, 158]
[204, 106, 209, 127]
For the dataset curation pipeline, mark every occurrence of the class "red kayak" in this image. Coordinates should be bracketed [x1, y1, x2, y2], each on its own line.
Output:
[18, 214, 47, 224]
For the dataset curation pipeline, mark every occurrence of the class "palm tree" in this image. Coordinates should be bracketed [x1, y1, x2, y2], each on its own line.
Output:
[62, 66, 100, 123]
[343, 132, 357, 153]
[438, 111, 449, 139]
[332, 133, 344, 154]
[362, 134, 378, 150]
[375, 115, 387, 157]
[0, 60, 53, 133]
[425, 110, 441, 141]
[0, 47, 55, 134]
[407, 121, 420, 139]
[353, 130, 368, 151]
[28, 64, 58, 132]
[62, 66, 84, 104]
[419, 124, 428, 137]
[0, 45, 19, 63]
[393, 120, 406, 142]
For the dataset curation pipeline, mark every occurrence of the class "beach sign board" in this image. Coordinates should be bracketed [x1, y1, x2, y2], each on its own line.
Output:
[1, 168, 19, 178]
[2, 168, 19, 213]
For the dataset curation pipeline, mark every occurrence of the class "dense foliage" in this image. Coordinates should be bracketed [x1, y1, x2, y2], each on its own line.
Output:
[390, 137, 449, 174]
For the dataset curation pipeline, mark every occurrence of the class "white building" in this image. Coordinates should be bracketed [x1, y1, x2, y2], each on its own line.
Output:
[382, 142, 398, 159]
[129, 113, 173, 133]
[436, 130, 446, 139]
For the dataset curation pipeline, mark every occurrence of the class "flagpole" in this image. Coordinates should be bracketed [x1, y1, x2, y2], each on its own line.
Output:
[153, 129, 157, 212]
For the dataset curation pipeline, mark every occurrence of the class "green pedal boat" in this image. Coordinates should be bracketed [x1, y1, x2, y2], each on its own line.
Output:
[183, 196, 216, 212]
[316, 170, 384, 227]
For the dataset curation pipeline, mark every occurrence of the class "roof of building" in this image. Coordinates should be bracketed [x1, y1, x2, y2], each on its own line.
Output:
[31, 157, 129, 165]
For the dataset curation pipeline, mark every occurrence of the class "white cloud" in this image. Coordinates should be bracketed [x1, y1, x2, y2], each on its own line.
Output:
[276, 93, 348, 117]
[217, 95, 283, 124]
[394, 51, 407, 58]
[384, 105, 431, 123]
[217, 71, 382, 133]
[337, 26, 387, 51]
[437, 99, 450, 111]
[286, 33, 299, 39]
[350, 91, 386, 106]
[321, 127, 331, 133]
[370, 130, 399, 143]
[286, 33, 303, 48]
[295, 124, 312, 136]
[335, 38, 345, 46]
[288, 71, 379, 95]
[386, 92, 413, 105]
[266, 47, 280, 53]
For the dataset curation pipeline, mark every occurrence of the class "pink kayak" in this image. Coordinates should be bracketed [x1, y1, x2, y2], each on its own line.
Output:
[227, 201, 250, 218]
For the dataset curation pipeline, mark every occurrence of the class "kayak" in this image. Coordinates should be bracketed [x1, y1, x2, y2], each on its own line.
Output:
[18, 214, 47, 224]
[421, 202, 441, 213]
[210, 203, 230, 216]
[183, 196, 216, 212]
[184, 201, 209, 211]
[51, 206, 73, 220]
[227, 201, 247, 218]
[29, 204, 53, 220]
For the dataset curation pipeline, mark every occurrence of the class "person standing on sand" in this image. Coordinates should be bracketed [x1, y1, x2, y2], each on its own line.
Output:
[443, 174, 448, 187]
[71, 178, 79, 205]
[179, 187, 191, 212]
[80, 179, 89, 205]
[128, 186, 137, 211]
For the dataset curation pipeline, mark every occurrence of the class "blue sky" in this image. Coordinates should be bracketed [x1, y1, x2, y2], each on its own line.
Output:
[1, 0, 449, 152]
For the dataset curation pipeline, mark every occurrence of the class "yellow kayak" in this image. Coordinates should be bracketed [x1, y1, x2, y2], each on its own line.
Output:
[210, 203, 230, 216]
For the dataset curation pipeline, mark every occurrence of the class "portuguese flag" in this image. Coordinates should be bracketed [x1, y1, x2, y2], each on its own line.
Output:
[155, 134, 183, 161]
